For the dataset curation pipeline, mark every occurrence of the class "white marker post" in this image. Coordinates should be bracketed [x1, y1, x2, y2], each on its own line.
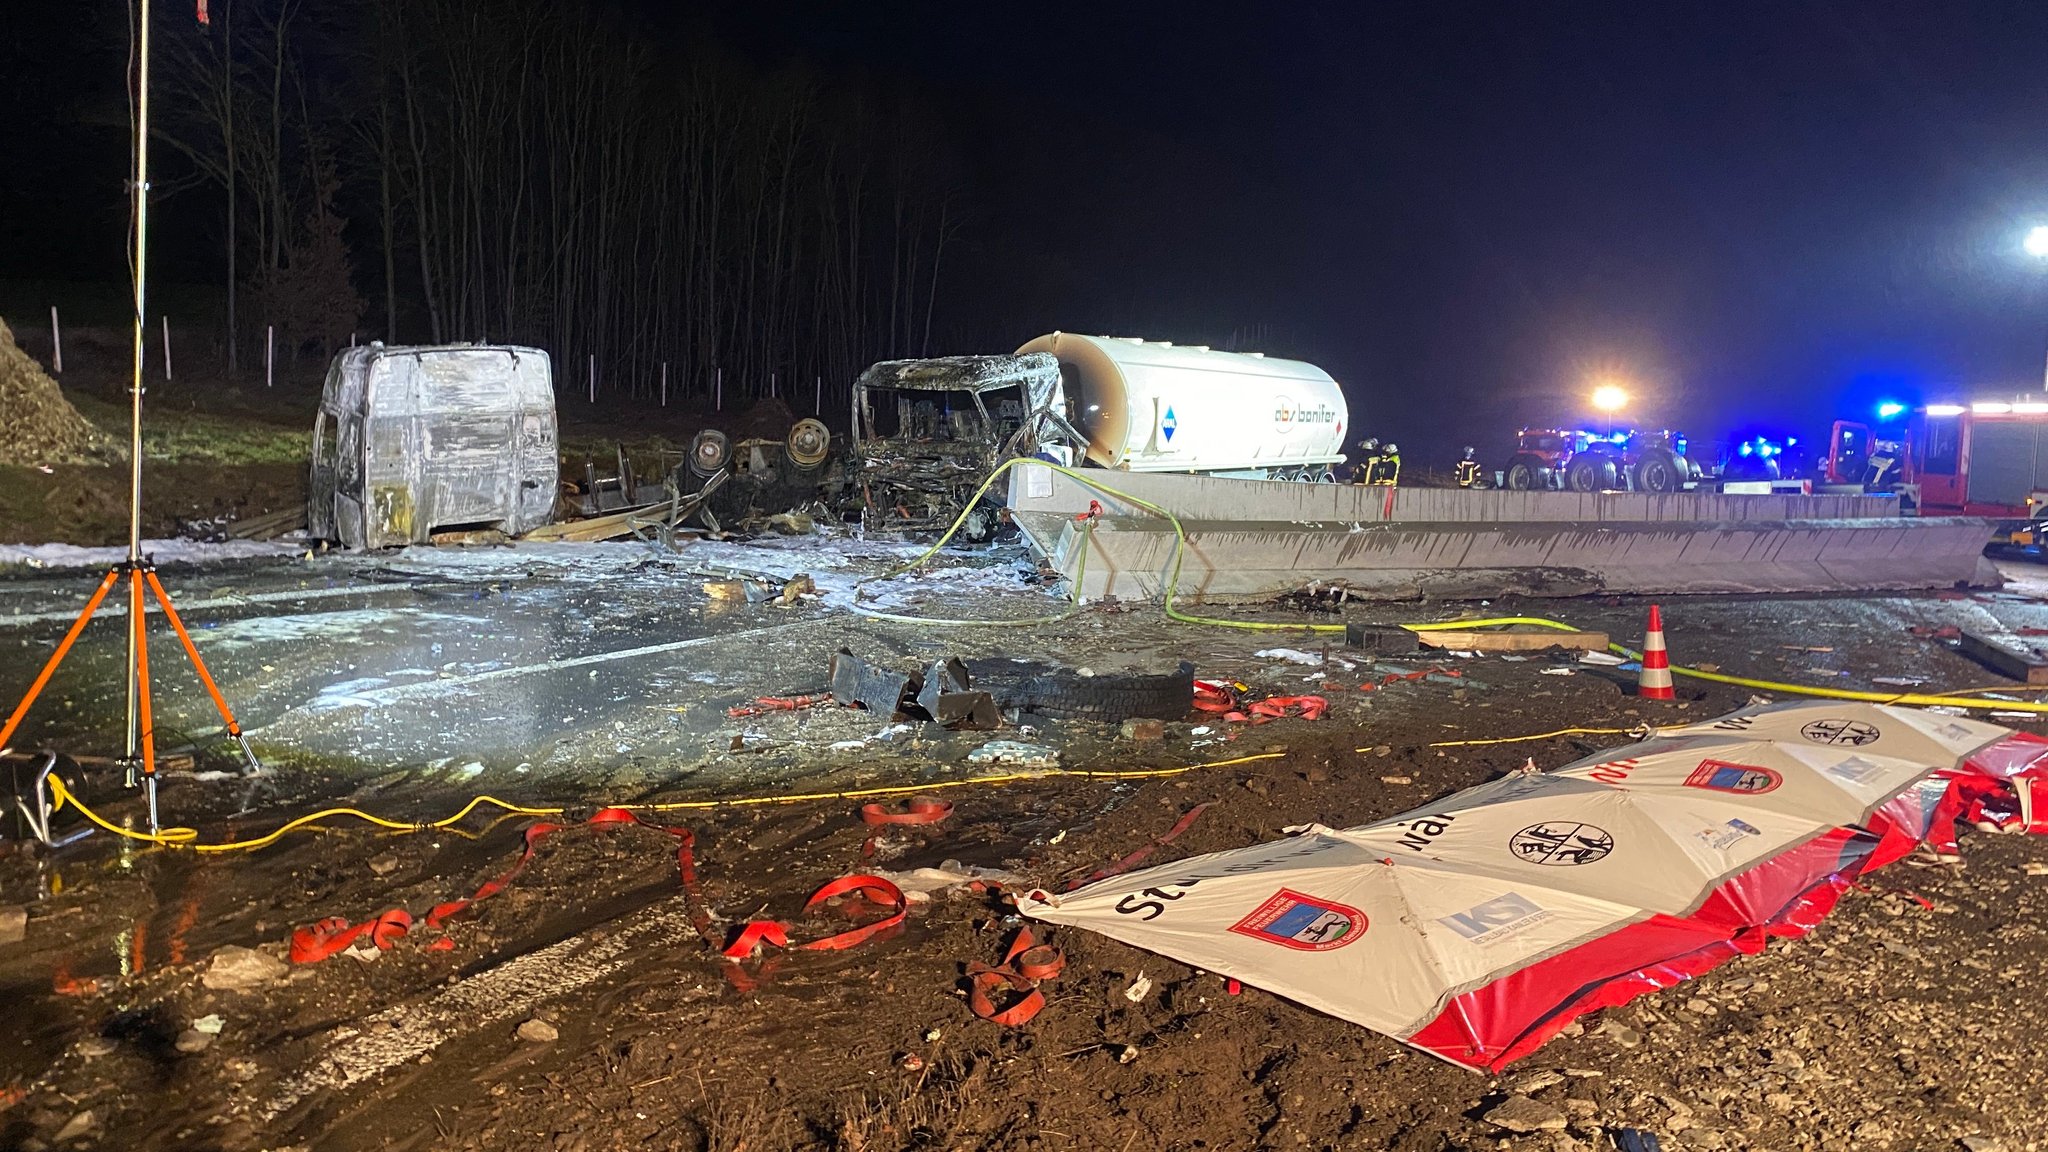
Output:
[49, 307, 61, 373]
[814, 375, 822, 415]
[715, 367, 723, 412]
[588, 354, 595, 404]
[660, 362, 668, 408]
[161, 315, 172, 380]
[265, 324, 274, 388]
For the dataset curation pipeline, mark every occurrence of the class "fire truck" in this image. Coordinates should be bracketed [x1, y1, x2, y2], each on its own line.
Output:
[1826, 399, 2048, 519]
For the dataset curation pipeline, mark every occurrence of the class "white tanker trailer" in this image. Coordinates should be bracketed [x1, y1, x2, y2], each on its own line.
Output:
[1015, 332, 1349, 481]
[846, 333, 1352, 537]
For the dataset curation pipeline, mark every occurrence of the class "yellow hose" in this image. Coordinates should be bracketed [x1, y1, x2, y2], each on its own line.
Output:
[37, 753, 1285, 852]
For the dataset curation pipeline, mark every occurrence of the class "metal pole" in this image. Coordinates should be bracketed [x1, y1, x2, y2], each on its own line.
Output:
[124, 0, 154, 812]
[265, 325, 273, 388]
[588, 354, 595, 404]
[715, 366, 722, 412]
[49, 306, 62, 373]
[814, 375, 821, 415]
[661, 362, 668, 408]
[161, 315, 172, 380]
[770, 372, 777, 399]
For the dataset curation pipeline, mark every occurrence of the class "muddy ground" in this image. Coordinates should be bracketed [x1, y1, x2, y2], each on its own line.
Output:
[3, 540, 2048, 1151]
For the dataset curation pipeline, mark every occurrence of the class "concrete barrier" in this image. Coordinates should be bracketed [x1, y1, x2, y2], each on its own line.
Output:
[1007, 467, 1996, 601]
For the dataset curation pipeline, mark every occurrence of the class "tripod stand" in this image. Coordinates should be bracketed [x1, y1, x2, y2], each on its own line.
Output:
[0, 560, 262, 832]
[0, 0, 262, 834]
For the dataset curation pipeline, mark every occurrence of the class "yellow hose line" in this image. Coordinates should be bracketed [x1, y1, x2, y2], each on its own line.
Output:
[1421, 726, 1636, 749]
[38, 753, 1286, 852]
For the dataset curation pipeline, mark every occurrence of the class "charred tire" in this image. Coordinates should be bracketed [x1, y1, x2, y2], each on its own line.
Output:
[687, 429, 731, 478]
[1504, 456, 1547, 490]
[1016, 661, 1195, 723]
[1632, 449, 1681, 493]
[1566, 456, 1619, 492]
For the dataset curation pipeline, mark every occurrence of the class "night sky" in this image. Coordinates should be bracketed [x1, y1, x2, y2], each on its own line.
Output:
[13, 2, 2048, 459]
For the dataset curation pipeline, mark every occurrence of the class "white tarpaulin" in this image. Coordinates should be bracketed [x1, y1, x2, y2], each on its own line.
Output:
[1019, 701, 2011, 1071]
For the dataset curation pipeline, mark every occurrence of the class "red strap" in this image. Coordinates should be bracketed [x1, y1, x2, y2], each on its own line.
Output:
[860, 797, 954, 826]
[722, 874, 908, 959]
[1066, 803, 1214, 891]
[1247, 695, 1328, 721]
[727, 694, 832, 718]
[967, 927, 1064, 1026]
[290, 907, 414, 964]
[1074, 500, 1104, 522]
[292, 807, 699, 965]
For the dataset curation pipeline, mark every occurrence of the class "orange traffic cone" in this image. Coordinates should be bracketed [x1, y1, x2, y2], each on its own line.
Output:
[1638, 604, 1676, 700]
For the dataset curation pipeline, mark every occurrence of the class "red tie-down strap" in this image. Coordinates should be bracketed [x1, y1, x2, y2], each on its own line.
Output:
[1193, 679, 1242, 713]
[860, 797, 955, 826]
[968, 926, 1065, 1026]
[288, 807, 697, 965]
[721, 875, 909, 960]
[1064, 802, 1215, 892]
[1245, 695, 1329, 722]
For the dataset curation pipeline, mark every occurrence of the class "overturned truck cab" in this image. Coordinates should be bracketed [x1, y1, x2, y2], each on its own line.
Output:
[849, 352, 1078, 540]
[308, 344, 558, 549]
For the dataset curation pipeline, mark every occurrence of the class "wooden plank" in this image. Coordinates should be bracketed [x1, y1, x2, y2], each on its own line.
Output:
[1416, 628, 1611, 652]
[1957, 630, 2048, 685]
[522, 500, 669, 543]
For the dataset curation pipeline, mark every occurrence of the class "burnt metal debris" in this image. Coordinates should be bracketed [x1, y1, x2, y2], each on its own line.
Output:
[827, 649, 1000, 730]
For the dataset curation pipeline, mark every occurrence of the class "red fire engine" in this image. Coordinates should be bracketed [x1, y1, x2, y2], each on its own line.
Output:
[1828, 399, 2048, 518]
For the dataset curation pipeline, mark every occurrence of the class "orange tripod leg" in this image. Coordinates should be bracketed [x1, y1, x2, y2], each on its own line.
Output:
[0, 568, 119, 755]
[144, 570, 261, 773]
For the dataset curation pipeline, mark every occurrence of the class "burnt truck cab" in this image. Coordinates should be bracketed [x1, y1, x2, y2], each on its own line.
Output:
[308, 343, 557, 549]
[849, 352, 1080, 539]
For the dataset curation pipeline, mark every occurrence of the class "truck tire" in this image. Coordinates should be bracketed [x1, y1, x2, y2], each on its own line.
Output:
[1016, 661, 1195, 723]
[1632, 449, 1681, 493]
[1566, 456, 1619, 492]
[1504, 456, 1547, 490]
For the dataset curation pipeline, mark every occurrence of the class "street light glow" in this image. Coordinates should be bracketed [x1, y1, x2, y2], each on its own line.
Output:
[2027, 225, 2048, 257]
[1591, 384, 1627, 413]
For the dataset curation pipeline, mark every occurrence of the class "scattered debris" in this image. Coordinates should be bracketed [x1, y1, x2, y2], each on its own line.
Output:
[1417, 627, 1609, 652]
[1579, 650, 1629, 666]
[52, 1110, 98, 1143]
[367, 854, 400, 877]
[1958, 630, 2048, 685]
[1254, 647, 1324, 665]
[1123, 973, 1154, 1002]
[1344, 623, 1420, 653]
[0, 905, 24, 945]
[968, 740, 1060, 768]
[201, 945, 289, 991]
[1484, 1094, 1568, 1133]
[175, 1028, 215, 1054]
[1119, 717, 1166, 742]
[516, 1018, 560, 1043]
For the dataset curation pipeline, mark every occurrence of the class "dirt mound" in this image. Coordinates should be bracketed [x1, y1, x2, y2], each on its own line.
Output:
[0, 317, 110, 466]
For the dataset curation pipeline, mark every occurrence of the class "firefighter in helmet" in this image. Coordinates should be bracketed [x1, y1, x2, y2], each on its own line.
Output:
[1351, 438, 1383, 485]
[1455, 446, 1483, 488]
[1371, 442, 1402, 486]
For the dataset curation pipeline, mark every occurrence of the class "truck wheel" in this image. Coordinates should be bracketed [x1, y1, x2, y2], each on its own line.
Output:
[1566, 456, 1618, 492]
[1015, 661, 1195, 723]
[1633, 450, 1680, 493]
[1505, 456, 1544, 490]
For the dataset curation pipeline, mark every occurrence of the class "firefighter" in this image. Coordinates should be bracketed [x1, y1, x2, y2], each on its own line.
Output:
[1351, 438, 1383, 485]
[1372, 442, 1403, 486]
[1454, 446, 1483, 488]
